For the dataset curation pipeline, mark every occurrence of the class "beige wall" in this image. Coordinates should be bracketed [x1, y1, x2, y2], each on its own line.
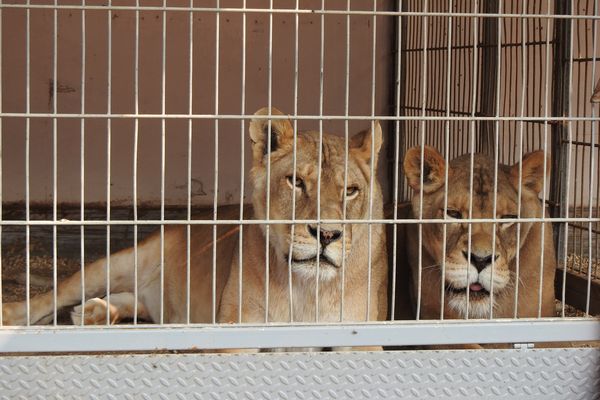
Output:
[1, 0, 395, 207]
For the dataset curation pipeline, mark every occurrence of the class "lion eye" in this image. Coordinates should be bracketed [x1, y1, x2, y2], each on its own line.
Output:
[345, 186, 359, 199]
[286, 175, 305, 190]
[500, 214, 518, 227]
[445, 209, 462, 219]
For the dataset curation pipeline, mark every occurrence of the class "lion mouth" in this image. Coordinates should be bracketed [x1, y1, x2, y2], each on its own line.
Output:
[286, 254, 339, 268]
[446, 283, 490, 299]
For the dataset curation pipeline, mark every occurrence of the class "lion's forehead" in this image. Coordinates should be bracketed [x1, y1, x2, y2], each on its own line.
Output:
[424, 157, 518, 216]
[297, 132, 350, 164]
[283, 133, 362, 184]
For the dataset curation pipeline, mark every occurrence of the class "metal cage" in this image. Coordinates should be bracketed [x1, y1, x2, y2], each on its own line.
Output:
[0, 1, 599, 399]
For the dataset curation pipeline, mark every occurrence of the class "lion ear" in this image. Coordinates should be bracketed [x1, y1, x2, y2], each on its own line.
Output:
[403, 146, 448, 193]
[249, 107, 294, 164]
[349, 121, 383, 167]
[510, 150, 550, 194]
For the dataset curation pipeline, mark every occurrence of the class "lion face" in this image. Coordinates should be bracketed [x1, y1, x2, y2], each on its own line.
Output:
[404, 146, 549, 318]
[249, 108, 382, 281]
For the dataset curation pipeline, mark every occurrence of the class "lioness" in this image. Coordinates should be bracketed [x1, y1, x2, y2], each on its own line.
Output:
[403, 146, 556, 320]
[2, 108, 388, 347]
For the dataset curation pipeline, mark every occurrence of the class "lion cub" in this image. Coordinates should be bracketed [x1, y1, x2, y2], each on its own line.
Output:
[2, 108, 388, 351]
[403, 146, 556, 320]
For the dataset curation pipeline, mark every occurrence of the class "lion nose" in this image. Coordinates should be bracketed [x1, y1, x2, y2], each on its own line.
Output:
[462, 251, 499, 273]
[307, 224, 342, 246]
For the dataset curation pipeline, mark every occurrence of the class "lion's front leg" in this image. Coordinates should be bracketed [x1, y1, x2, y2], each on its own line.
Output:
[2, 244, 141, 326]
[70, 292, 150, 325]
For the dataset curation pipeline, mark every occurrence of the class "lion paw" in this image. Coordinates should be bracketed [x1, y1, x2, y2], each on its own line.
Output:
[71, 298, 119, 325]
[1, 302, 28, 326]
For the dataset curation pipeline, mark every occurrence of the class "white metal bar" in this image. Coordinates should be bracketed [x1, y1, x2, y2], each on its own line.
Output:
[465, 0, 481, 319]
[415, 0, 430, 321]
[133, 0, 140, 325]
[105, 0, 112, 326]
[160, 0, 167, 325]
[264, 0, 273, 324]
[286, 0, 300, 323]
[561, 1, 576, 317]
[440, 0, 453, 319]
[211, 2, 221, 324]
[0, 320, 598, 353]
[238, 0, 247, 324]
[1, 112, 598, 122]
[0, 4, 598, 20]
[313, 0, 325, 323]
[0, 217, 594, 226]
[365, 0, 377, 322]
[489, 0, 503, 318]
[25, 1, 31, 326]
[512, 0, 528, 318]
[383, 0, 396, 321]
[187, 0, 194, 325]
[79, 0, 86, 326]
[537, 0, 553, 319]
[52, 0, 58, 326]
[585, 0, 598, 315]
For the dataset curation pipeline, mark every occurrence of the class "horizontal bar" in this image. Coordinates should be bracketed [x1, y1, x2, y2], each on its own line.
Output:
[0, 4, 598, 20]
[573, 57, 600, 63]
[0, 319, 598, 353]
[0, 217, 598, 226]
[403, 39, 555, 53]
[566, 139, 600, 149]
[1, 112, 599, 122]
[569, 223, 600, 235]
[400, 105, 474, 116]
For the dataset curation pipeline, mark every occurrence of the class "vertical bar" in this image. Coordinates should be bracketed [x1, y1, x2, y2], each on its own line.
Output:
[366, 0, 378, 321]
[340, 0, 350, 322]
[465, 0, 480, 319]
[79, 0, 86, 326]
[415, 0, 429, 320]
[25, 0, 31, 326]
[501, 10, 511, 164]
[133, 0, 140, 324]
[561, 0, 575, 317]
[187, 0, 194, 325]
[550, 0, 572, 268]
[575, 3, 587, 266]
[105, 0, 112, 325]
[160, 0, 167, 325]
[238, 0, 247, 324]
[440, 0, 453, 319]
[263, 0, 272, 324]
[537, 0, 553, 318]
[585, 0, 598, 315]
[513, 0, 528, 317]
[286, 0, 299, 323]
[52, 0, 58, 325]
[315, 0, 325, 323]
[387, 0, 400, 321]
[478, 0, 499, 155]
[212, 0, 220, 324]
[489, 0, 503, 318]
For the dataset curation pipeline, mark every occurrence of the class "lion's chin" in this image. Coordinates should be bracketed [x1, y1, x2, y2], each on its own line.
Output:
[288, 257, 340, 281]
[445, 285, 497, 319]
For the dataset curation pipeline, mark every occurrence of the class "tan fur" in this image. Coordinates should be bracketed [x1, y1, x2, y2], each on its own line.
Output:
[403, 146, 556, 320]
[2, 108, 388, 351]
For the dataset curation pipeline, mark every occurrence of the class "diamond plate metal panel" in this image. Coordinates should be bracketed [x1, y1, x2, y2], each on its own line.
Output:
[0, 348, 599, 399]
